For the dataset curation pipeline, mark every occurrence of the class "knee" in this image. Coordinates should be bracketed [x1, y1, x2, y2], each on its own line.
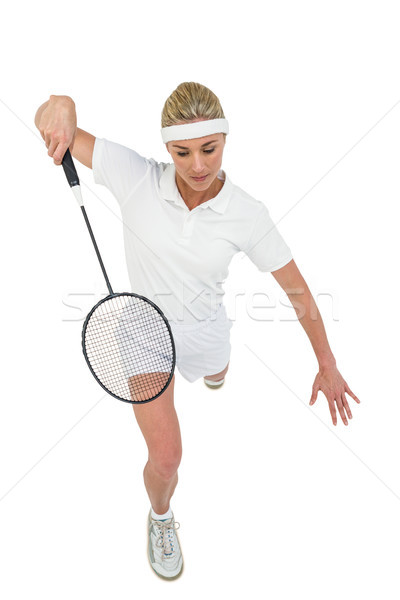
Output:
[149, 443, 182, 480]
[205, 361, 230, 382]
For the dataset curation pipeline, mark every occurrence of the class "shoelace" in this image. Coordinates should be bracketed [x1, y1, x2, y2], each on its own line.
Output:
[152, 518, 181, 559]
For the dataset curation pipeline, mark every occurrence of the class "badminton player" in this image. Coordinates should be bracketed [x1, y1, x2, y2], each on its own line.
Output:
[35, 83, 361, 580]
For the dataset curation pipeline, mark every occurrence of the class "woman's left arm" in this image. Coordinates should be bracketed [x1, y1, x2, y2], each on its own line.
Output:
[271, 259, 361, 426]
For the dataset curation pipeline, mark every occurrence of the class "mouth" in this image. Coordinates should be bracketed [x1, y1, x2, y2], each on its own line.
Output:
[191, 175, 208, 182]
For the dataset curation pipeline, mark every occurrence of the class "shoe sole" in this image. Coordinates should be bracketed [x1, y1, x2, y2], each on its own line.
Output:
[204, 379, 225, 389]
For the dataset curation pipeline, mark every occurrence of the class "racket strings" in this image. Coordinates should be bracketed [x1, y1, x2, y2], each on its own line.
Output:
[84, 294, 174, 402]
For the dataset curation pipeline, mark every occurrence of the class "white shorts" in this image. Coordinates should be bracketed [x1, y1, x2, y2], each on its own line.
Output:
[169, 304, 233, 383]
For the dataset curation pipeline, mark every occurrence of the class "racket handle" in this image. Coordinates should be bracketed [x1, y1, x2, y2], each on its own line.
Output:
[62, 149, 83, 206]
[62, 149, 79, 187]
[60, 148, 113, 294]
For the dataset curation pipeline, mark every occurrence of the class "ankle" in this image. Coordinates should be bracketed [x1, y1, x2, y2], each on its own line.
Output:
[151, 506, 173, 521]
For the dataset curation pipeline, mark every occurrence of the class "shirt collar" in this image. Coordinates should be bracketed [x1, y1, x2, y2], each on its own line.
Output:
[159, 163, 232, 214]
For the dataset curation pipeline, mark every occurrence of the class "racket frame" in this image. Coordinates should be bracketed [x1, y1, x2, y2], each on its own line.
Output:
[82, 292, 176, 404]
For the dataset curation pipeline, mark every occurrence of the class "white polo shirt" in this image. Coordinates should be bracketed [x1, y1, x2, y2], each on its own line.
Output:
[92, 138, 293, 324]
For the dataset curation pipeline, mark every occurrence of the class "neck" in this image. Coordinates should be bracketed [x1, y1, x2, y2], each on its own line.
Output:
[175, 172, 224, 211]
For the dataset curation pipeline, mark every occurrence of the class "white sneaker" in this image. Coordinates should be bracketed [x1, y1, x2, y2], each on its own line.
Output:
[147, 510, 183, 579]
[204, 377, 225, 389]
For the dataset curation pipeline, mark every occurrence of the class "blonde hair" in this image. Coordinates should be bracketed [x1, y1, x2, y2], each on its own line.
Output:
[161, 82, 225, 128]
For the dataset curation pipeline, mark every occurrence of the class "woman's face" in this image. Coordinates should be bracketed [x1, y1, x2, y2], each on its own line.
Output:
[166, 132, 226, 193]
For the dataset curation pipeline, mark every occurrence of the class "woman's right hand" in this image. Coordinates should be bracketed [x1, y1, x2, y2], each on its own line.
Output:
[35, 95, 77, 165]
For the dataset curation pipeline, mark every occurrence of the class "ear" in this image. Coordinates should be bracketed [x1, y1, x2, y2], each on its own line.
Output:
[165, 142, 171, 154]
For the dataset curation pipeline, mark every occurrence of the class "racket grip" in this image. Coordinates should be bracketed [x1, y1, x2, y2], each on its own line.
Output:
[62, 149, 83, 206]
[62, 149, 80, 187]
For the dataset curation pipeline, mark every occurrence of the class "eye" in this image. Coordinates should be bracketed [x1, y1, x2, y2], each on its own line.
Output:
[204, 148, 215, 154]
[177, 152, 189, 157]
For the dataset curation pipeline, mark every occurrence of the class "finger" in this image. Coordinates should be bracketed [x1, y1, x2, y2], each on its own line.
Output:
[47, 136, 58, 158]
[43, 129, 52, 149]
[53, 139, 69, 165]
[328, 400, 337, 426]
[342, 393, 353, 420]
[309, 387, 318, 405]
[344, 383, 361, 403]
[38, 127, 46, 142]
[335, 397, 348, 426]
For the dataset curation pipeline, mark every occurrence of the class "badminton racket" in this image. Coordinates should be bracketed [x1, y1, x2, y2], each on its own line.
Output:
[61, 149, 175, 404]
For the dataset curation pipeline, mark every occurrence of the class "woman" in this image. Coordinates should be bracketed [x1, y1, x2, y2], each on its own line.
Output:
[34, 82, 361, 580]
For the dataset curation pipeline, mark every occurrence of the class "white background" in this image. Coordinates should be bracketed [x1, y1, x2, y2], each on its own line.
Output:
[1, 0, 399, 597]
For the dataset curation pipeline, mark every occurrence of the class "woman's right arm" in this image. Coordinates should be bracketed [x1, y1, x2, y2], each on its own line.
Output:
[34, 95, 95, 169]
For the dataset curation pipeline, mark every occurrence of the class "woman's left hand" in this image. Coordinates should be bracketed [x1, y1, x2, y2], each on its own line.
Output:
[309, 364, 361, 426]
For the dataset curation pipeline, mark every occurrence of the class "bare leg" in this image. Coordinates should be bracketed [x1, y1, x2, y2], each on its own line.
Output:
[143, 463, 178, 515]
[132, 375, 182, 514]
[204, 361, 230, 382]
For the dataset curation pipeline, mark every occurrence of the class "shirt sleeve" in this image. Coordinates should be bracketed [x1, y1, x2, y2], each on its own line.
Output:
[92, 137, 150, 206]
[242, 204, 293, 272]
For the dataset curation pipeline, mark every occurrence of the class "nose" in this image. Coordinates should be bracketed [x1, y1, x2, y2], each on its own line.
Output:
[191, 152, 206, 174]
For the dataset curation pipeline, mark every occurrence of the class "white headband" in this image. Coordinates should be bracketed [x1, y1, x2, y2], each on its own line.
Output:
[161, 118, 229, 143]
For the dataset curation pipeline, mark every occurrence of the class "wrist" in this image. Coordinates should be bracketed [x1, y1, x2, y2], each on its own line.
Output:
[317, 353, 336, 369]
